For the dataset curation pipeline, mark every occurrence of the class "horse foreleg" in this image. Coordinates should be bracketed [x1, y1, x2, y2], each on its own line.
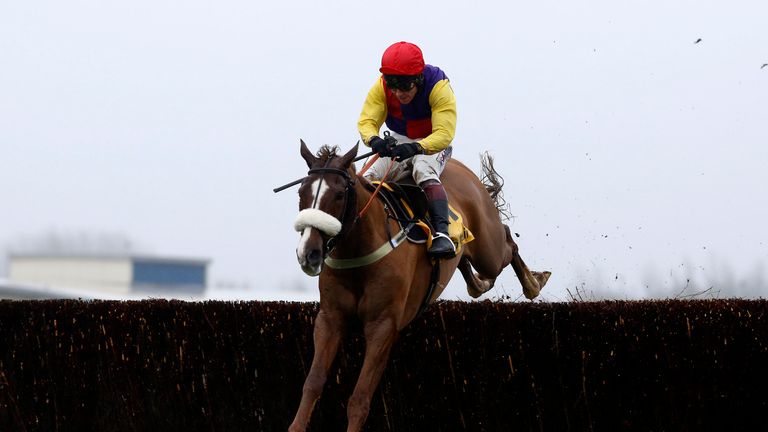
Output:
[289, 309, 346, 432]
[504, 226, 551, 299]
[346, 316, 398, 432]
[458, 256, 495, 298]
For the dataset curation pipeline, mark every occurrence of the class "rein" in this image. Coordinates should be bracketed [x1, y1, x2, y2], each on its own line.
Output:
[356, 156, 396, 219]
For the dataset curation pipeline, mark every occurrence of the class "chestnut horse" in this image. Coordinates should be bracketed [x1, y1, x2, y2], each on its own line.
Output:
[288, 142, 550, 432]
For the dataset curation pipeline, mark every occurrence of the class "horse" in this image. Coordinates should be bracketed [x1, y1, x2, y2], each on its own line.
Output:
[287, 141, 551, 432]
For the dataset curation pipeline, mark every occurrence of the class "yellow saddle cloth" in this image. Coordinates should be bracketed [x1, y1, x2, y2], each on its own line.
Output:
[414, 205, 475, 254]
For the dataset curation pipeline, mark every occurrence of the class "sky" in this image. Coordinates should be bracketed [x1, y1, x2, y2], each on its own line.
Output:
[1, 1, 767, 302]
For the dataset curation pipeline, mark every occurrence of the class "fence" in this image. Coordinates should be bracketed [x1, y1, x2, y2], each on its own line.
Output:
[1, 299, 766, 431]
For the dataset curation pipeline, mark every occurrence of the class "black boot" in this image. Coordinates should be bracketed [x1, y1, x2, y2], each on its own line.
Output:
[427, 197, 456, 259]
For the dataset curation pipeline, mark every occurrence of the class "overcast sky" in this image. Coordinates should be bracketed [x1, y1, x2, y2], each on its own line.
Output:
[2, 1, 766, 301]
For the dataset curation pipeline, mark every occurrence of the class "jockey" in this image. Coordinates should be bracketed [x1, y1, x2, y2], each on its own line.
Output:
[358, 41, 458, 259]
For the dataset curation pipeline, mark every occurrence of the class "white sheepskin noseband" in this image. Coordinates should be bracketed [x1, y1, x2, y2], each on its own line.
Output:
[294, 208, 342, 236]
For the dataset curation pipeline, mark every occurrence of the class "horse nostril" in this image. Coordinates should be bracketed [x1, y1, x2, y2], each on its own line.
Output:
[306, 249, 322, 267]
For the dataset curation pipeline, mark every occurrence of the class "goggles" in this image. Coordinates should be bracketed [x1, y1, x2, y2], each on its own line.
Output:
[384, 74, 422, 92]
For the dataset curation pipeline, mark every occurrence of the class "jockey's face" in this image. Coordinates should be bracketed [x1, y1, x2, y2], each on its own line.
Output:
[390, 85, 418, 104]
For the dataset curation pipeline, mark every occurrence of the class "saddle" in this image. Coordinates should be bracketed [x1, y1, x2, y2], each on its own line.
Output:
[367, 181, 474, 254]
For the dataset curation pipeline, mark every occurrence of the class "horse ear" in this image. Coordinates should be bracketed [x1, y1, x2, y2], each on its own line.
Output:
[300, 139, 317, 168]
[339, 142, 359, 168]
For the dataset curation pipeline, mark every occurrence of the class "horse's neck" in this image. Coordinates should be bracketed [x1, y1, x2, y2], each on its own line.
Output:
[335, 179, 389, 252]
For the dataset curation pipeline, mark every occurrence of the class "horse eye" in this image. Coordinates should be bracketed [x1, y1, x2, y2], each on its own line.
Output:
[335, 191, 345, 200]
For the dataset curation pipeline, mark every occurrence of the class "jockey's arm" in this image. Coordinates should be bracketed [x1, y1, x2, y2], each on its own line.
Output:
[357, 79, 387, 145]
[418, 80, 457, 155]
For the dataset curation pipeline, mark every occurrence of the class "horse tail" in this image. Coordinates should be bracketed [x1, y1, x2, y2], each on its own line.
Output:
[479, 152, 512, 221]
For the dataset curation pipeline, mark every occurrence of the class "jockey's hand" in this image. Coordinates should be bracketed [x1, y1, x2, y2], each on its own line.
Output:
[393, 142, 424, 161]
[369, 136, 396, 157]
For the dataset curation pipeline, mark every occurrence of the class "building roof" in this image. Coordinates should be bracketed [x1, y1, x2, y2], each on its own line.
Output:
[8, 252, 210, 266]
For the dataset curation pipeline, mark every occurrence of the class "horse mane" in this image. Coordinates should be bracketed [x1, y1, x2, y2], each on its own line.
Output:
[479, 152, 513, 221]
[315, 145, 342, 164]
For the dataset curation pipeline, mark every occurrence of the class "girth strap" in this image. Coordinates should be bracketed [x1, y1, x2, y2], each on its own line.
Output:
[416, 259, 441, 319]
[324, 226, 411, 269]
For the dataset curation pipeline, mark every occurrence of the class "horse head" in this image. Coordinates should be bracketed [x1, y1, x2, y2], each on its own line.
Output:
[294, 140, 359, 276]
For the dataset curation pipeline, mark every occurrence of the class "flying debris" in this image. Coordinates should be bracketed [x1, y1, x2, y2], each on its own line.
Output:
[694, 38, 702, 44]
[761, 63, 767, 70]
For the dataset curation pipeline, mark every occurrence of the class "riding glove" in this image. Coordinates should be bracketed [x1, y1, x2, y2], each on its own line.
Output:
[369, 136, 395, 157]
[393, 142, 424, 161]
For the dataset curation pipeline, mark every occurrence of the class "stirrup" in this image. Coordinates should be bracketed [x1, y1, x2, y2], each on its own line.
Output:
[428, 232, 456, 258]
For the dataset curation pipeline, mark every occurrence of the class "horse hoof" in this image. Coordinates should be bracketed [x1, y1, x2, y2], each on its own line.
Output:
[467, 284, 487, 299]
[523, 271, 551, 300]
[467, 275, 493, 298]
[535, 271, 552, 288]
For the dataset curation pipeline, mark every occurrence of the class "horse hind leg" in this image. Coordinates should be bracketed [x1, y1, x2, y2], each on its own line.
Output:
[504, 226, 551, 300]
[459, 256, 495, 298]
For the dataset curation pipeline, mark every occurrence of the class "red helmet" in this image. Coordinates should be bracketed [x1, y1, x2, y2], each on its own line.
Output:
[379, 41, 425, 76]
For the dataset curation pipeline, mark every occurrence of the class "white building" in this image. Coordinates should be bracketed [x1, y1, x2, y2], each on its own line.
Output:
[2, 253, 209, 300]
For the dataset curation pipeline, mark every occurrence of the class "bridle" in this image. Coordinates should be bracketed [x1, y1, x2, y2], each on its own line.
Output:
[295, 152, 407, 270]
[303, 161, 358, 252]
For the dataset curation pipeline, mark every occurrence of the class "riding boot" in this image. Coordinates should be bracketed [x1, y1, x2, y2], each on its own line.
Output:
[422, 182, 456, 259]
